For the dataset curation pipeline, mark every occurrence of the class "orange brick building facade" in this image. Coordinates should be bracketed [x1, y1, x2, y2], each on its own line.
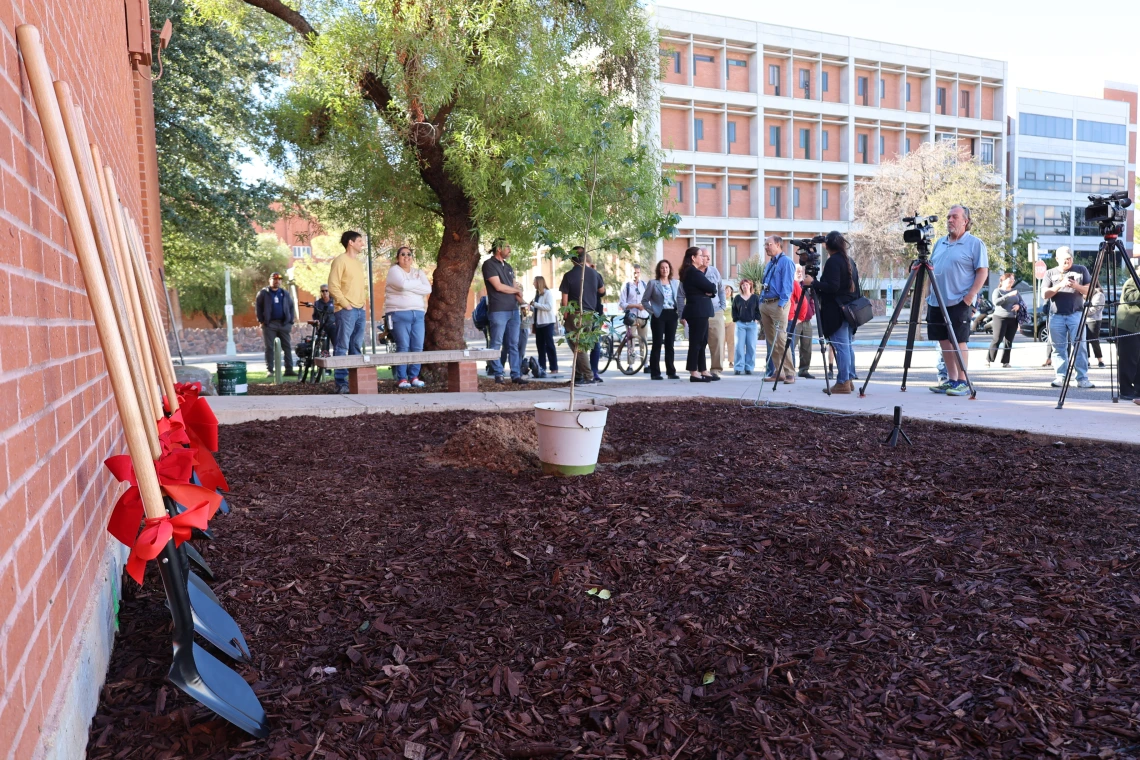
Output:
[0, 1, 164, 757]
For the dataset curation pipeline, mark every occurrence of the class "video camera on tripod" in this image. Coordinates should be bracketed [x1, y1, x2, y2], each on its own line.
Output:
[902, 214, 938, 253]
[788, 235, 825, 276]
[1084, 191, 1132, 236]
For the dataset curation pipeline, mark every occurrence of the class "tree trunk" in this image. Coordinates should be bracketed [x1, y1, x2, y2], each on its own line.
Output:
[424, 197, 479, 351]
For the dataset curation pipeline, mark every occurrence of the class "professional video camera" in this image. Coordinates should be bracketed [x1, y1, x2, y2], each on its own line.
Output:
[902, 214, 938, 256]
[788, 235, 825, 276]
[1084, 191, 1132, 236]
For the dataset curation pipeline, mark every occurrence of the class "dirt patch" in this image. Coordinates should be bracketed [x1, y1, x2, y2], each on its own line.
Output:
[88, 401, 1140, 759]
[249, 375, 569, 396]
[433, 414, 540, 473]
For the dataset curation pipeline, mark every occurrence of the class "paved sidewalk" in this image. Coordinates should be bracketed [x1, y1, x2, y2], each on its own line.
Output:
[207, 372, 1140, 446]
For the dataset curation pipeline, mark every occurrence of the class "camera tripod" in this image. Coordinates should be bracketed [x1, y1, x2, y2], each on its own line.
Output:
[769, 269, 835, 394]
[1055, 231, 1140, 408]
[859, 240, 976, 399]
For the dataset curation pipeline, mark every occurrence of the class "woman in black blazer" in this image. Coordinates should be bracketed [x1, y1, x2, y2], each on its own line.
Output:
[805, 231, 860, 394]
[679, 246, 717, 382]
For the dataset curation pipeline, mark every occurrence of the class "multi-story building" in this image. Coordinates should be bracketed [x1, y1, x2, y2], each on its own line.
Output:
[1007, 84, 1137, 262]
[652, 6, 1008, 284]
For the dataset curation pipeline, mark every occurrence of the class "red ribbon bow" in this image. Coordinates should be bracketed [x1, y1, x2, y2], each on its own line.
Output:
[124, 498, 212, 584]
[170, 382, 219, 452]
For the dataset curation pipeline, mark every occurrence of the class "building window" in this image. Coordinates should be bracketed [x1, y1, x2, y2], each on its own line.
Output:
[1076, 119, 1127, 145]
[695, 181, 716, 203]
[768, 64, 781, 95]
[769, 186, 781, 216]
[936, 87, 946, 114]
[727, 121, 737, 144]
[822, 189, 829, 209]
[905, 137, 912, 154]
[857, 133, 868, 163]
[694, 118, 704, 142]
[292, 245, 312, 258]
[879, 135, 885, 158]
[728, 183, 748, 204]
[799, 128, 811, 159]
[979, 139, 994, 166]
[676, 182, 683, 202]
[661, 49, 681, 74]
[1018, 204, 1070, 234]
[905, 82, 911, 102]
[727, 58, 747, 75]
[821, 130, 829, 152]
[1019, 113, 1073, 139]
[1076, 162, 1125, 193]
[879, 78, 886, 99]
[960, 89, 970, 117]
[693, 53, 715, 74]
[793, 187, 801, 208]
[1018, 158, 1071, 191]
[821, 71, 829, 93]
[799, 68, 810, 98]
[769, 125, 781, 157]
[857, 76, 868, 105]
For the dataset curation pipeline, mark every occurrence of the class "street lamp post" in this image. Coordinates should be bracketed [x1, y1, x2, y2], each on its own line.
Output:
[224, 266, 236, 356]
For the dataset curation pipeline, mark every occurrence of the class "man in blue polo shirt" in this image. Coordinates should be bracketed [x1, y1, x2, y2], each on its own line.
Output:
[759, 236, 797, 382]
[927, 205, 987, 396]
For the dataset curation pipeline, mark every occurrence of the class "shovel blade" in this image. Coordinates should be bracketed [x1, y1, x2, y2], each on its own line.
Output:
[190, 470, 230, 514]
[187, 572, 251, 662]
[168, 642, 269, 738]
[182, 541, 215, 581]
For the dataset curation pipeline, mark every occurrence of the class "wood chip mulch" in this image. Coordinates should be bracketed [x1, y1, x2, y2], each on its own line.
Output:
[87, 401, 1140, 759]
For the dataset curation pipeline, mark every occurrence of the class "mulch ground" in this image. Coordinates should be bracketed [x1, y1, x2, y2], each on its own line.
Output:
[88, 401, 1140, 759]
[248, 376, 569, 395]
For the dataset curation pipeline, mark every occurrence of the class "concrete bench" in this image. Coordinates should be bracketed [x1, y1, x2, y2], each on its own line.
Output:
[315, 349, 500, 393]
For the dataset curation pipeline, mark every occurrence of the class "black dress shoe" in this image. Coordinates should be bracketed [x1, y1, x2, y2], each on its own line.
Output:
[707, 373, 721, 381]
[690, 376, 709, 383]
[651, 374, 663, 380]
[667, 373, 680, 379]
[798, 371, 815, 379]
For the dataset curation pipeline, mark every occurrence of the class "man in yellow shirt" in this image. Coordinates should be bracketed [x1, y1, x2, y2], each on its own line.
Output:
[328, 231, 368, 393]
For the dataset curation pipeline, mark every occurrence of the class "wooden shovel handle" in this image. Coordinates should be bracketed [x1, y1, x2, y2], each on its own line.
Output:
[121, 210, 180, 413]
[16, 25, 165, 520]
[54, 82, 162, 460]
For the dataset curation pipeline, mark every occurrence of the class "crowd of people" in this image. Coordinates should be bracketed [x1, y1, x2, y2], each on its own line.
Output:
[257, 217, 1140, 403]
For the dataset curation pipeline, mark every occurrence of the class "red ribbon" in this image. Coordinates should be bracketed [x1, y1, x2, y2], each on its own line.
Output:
[124, 498, 212, 584]
[169, 382, 219, 453]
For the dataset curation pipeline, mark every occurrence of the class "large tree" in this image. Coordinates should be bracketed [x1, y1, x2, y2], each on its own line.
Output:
[153, 0, 280, 295]
[848, 139, 1012, 273]
[192, 0, 668, 350]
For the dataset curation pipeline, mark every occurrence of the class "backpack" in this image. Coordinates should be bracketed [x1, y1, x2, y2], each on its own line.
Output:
[527, 356, 547, 379]
[472, 296, 489, 331]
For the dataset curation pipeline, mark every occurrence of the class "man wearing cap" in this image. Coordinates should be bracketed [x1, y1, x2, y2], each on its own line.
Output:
[256, 272, 296, 376]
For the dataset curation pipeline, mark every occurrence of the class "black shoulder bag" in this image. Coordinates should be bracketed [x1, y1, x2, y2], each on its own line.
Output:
[838, 254, 873, 328]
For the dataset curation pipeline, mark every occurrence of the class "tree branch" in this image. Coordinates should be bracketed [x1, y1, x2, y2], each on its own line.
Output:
[240, 0, 317, 39]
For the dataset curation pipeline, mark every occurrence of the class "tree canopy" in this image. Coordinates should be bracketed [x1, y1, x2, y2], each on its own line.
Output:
[848, 140, 1012, 272]
[191, 0, 672, 349]
[153, 0, 281, 293]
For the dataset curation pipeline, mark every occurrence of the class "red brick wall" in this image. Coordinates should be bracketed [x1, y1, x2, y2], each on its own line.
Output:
[0, 2, 160, 757]
[762, 56, 783, 97]
[725, 54, 749, 93]
[691, 46, 719, 90]
[726, 115, 749, 155]
[1103, 85, 1137, 249]
[905, 76, 923, 113]
[821, 64, 842, 104]
[659, 107, 688, 151]
[880, 73, 902, 110]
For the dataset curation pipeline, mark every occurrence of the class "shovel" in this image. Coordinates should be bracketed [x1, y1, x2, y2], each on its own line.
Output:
[20, 25, 268, 736]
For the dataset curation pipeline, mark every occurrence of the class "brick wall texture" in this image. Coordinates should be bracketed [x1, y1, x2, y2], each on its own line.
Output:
[0, 2, 161, 758]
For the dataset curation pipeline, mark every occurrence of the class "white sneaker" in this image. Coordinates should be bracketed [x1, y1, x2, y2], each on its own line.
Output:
[410, 377, 425, 388]
[1077, 379, 1095, 389]
[397, 379, 411, 389]
[1050, 379, 1063, 387]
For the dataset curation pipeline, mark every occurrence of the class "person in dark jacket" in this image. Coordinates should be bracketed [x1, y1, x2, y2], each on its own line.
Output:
[987, 271, 1021, 368]
[255, 272, 296, 376]
[732, 279, 760, 374]
[679, 246, 718, 382]
[804, 232, 859, 394]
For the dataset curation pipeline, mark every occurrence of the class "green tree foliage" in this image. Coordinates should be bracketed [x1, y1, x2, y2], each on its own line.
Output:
[154, 0, 281, 293]
[192, 0, 671, 349]
[849, 140, 1013, 271]
[1007, 228, 1039, 284]
[176, 233, 291, 326]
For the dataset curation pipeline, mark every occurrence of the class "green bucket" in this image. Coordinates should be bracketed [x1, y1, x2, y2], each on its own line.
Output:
[216, 361, 248, 396]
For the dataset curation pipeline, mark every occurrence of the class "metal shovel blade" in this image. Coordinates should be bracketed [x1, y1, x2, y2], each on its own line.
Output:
[158, 541, 269, 738]
[182, 541, 215, 581]
[187, 571, 252, 662]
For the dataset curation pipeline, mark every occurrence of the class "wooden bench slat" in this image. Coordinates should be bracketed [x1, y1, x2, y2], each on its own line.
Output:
[316, 349, 499, 369]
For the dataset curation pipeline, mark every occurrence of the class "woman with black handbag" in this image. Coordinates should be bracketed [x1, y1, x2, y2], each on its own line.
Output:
[988, 271, 1022, 368]
[805, 231, 862, 394]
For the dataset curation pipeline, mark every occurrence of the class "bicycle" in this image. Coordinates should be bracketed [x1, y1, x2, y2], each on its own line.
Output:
[597, 313, 648, 375]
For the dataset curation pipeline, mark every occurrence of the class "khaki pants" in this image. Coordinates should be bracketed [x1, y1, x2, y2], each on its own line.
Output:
[795, 319, 813, 373]
[708, 313, 726, 372]
[725, 322, 735, 367]
[760, 300, 794, 378]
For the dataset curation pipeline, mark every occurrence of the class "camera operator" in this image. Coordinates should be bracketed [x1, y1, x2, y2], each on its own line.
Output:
[1042, 247, 1094, 389]
[311, 283, 336, 335]
[926, 205, 987, 396]
[803, 232, 859, 394]
[759, 236, 796, 383]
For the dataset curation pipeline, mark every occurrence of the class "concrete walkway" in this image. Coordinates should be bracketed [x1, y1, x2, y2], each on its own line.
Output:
[207, 372, 1140, 446]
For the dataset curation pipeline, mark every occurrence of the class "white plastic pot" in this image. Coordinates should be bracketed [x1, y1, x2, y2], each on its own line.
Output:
[533, 401, 609, 476]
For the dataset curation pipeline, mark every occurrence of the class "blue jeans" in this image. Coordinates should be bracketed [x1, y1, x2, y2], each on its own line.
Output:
[734, 322, 758, 372]
[1050, 311, 1088, 382]
[334, 307, 366, 389]
[389, 310, 425, 380]
[488, 309, 521, 378]
[830, 320, 855, 382]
